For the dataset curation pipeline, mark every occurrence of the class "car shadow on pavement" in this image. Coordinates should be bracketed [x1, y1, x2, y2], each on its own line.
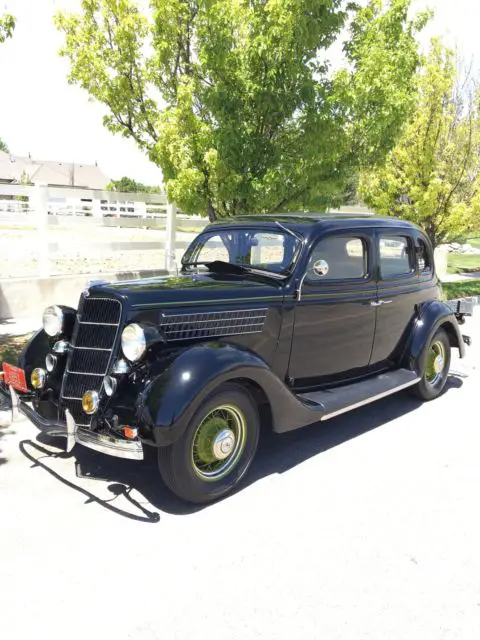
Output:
[18, 376, 463, 520]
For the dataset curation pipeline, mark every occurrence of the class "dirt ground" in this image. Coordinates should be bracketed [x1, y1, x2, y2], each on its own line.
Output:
[0, 224, 194, 278]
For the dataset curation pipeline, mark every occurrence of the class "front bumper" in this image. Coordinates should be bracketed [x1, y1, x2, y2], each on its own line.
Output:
[0, 385, 144, 461]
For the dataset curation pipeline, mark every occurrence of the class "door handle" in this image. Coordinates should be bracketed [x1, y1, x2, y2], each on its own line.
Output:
[370, 300, 393, 307]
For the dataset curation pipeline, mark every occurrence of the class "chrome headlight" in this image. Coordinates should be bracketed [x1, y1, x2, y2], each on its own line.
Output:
[42, 305, 64, 337]
[121, 324, 146, 362]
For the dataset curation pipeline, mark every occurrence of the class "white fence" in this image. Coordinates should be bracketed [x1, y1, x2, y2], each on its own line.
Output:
[0, 183, 169, 217]
[0, 183, 208, 277]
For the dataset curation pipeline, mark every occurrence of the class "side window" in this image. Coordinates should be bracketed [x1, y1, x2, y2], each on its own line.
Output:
[379, 236, 413, 278]
[196, 235, 229, 263]
[306, 236, 367, 282]
[417, 239, 432, 274]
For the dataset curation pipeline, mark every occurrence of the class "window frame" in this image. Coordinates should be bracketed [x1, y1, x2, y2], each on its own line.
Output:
[415, 235, 434, 277]
[377, 232, 416, 282]
[304, 233, 372, 285]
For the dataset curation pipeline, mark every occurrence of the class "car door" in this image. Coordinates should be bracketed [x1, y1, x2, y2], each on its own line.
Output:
[369, 230, 422, 366]
[288, 232, 377, 389]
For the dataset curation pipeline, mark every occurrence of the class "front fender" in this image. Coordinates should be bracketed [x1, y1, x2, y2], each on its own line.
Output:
[138, 343, 324, 446]
[18, 329, 50, 384]
[404, 300, 465, 374]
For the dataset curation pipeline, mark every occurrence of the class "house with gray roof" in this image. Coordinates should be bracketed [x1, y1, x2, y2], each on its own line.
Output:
[0, 151, 109, 189]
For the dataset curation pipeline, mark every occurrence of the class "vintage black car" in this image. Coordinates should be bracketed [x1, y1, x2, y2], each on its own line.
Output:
[0, 215, 470, 503]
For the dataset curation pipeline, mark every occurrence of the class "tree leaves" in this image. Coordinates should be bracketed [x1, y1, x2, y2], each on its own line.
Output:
[56, 0, 427, 219]
[360, 40, 480, 247]
[0, 13, 15, 44]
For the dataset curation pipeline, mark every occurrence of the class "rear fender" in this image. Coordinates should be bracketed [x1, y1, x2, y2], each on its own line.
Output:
[138, 343, 322, 446]
[403, 300, 465, 374]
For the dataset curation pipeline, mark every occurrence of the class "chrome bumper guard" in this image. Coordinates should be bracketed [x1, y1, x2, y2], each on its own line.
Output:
[1, 385, 143, 461]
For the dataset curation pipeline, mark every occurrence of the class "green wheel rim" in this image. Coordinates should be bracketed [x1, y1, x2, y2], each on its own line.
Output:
[191, 405, 247, 481]
[425, 340, 446, 386]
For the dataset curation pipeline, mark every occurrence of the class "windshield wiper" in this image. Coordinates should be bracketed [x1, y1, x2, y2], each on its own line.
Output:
[202, 260, 287, 280]
[275, 221, 304, 245]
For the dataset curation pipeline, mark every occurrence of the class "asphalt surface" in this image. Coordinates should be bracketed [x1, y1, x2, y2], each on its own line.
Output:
[0, 312, 479, 640]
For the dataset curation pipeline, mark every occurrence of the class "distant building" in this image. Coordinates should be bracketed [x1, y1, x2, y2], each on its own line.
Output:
[0, 151, 109, 190]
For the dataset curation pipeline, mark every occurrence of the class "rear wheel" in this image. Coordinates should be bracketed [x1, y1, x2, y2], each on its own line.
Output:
[158, 383, 260, 504]
[412, 328, 451, 401]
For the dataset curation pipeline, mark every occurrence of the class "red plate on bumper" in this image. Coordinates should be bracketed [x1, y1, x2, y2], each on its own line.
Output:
[2, 362, 28, 393]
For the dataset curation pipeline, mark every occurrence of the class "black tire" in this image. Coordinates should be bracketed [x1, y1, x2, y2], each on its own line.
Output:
[412, 328, 451, 401]
[158, 383, 260, 504]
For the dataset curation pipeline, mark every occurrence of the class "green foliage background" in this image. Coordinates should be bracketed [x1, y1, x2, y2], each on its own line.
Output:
[56, 0, 428, 219]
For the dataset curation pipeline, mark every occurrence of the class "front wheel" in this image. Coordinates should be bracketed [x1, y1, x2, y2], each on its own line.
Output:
[412, 328, 451, 401]
[158, 383, 260, 504]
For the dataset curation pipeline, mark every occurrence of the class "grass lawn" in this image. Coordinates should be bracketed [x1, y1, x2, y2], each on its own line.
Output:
[447, 252, 480, 274]
[442, 279, 480, 300]
[467, 236, 480, 249]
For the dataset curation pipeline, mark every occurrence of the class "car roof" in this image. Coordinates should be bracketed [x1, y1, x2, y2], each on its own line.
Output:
[205, 213, 422, 236]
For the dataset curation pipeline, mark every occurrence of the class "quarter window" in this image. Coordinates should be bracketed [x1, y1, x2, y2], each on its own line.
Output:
[306, 236, 367, 282]
[417, 239, 432, 273]
[379, 236, 413, 278]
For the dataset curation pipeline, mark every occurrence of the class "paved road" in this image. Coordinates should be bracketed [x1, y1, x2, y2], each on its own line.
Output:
[1, 313, 479, 640]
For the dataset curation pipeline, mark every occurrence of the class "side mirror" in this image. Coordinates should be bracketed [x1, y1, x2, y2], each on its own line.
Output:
[312, 259, 329, 277]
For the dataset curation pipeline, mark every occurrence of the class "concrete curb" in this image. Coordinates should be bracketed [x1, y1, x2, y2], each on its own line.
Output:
[0, 269, 167, 321]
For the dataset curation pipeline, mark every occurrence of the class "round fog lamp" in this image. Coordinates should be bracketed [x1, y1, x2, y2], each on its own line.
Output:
[31, 368, 46, 389]
[82, 390, 100, 415]
[103, 375, 117, 397]
[46, 354, 57, 373]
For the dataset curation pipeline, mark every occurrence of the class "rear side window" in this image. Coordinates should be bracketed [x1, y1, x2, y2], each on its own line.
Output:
[417, 239, 432, 274]
[379, 236, 413, 278]
[306, 236, 367, 282]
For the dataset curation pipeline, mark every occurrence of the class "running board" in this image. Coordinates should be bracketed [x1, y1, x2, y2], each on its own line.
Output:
[297, 369, 420, 421]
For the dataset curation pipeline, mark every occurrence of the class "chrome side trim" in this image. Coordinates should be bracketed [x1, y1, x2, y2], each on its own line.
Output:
[320, 377, 421, 421]
[78, 321, 118, 326]
[71, 346, 112, 352]
[66, 371, 104, 376]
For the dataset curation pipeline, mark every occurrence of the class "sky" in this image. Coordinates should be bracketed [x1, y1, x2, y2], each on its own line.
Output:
[0, 0, 478, 185]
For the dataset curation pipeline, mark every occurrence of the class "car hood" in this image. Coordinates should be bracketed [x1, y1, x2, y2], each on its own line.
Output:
[92, 272, 284, 309]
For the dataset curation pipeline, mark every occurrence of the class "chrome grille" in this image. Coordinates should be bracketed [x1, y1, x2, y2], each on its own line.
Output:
[60, 297, 122, 427]
[159, 309, 267, 342]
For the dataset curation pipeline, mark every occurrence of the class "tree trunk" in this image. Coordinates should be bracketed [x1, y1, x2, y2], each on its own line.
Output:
[207, 200, 217, 222]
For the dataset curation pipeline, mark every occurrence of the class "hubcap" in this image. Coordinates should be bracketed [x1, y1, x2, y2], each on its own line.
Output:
[212, 428, 236, 460]
[191, 405, 247, 481]
[425, 340, 446, 385]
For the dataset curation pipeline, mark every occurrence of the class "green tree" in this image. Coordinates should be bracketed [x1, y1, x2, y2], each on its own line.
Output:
[360, 41, 480, 247]
[107, 176, 161, 193]
[0, 13, 15, 43]
[56, 0, 428, 220]
[0, 137, 8, 153]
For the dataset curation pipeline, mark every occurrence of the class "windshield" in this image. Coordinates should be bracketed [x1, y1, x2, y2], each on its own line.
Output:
[182, 227, 302, 275]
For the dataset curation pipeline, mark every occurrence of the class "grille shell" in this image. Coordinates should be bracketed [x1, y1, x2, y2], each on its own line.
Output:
[60, 297, 122, 427]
